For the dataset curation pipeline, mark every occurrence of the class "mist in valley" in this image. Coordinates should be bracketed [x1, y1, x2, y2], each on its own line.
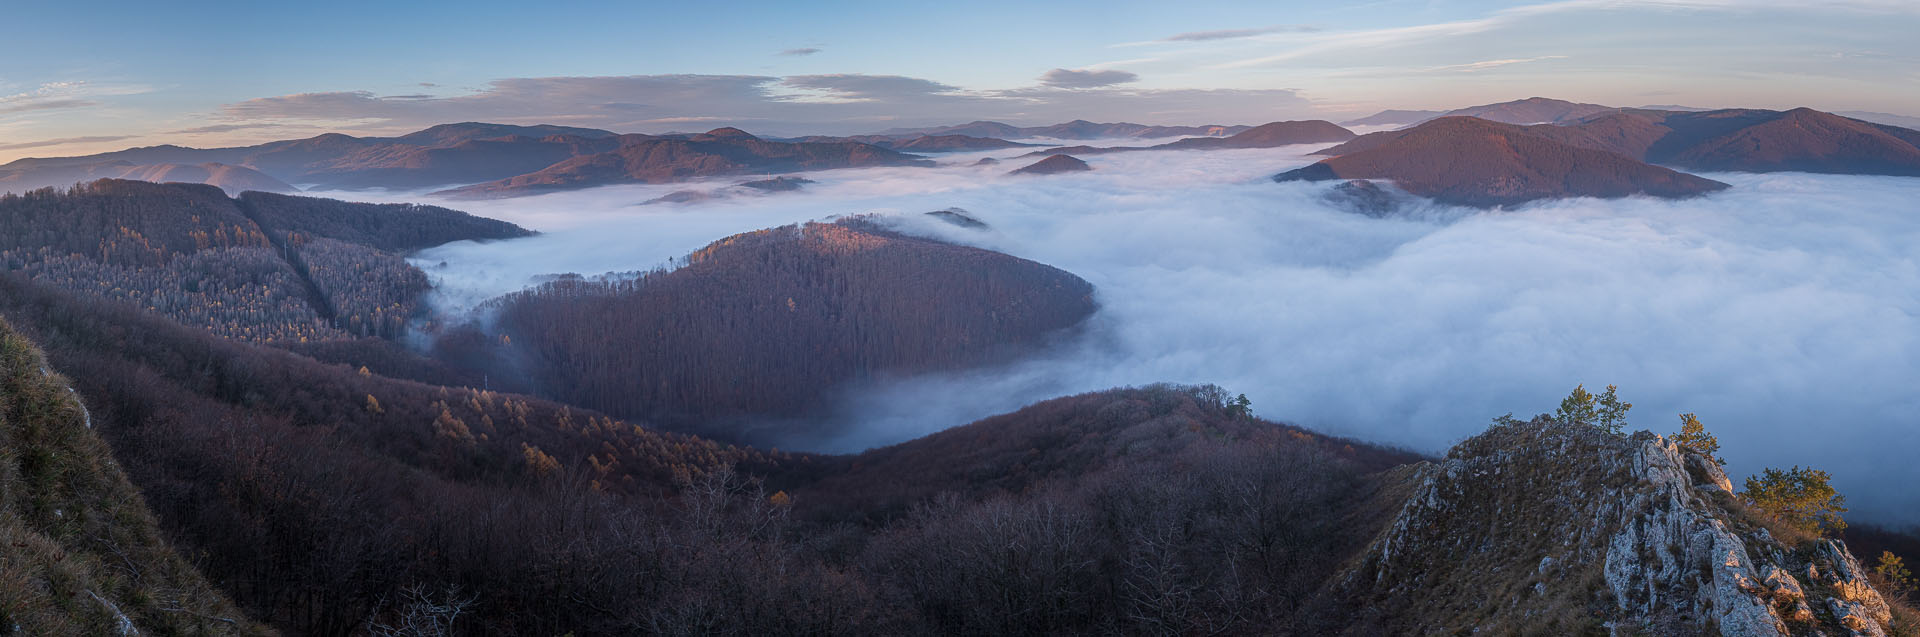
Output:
[311, 142, 1920, 524]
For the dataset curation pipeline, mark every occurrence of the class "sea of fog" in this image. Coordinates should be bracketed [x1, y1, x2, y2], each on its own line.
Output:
[308, 142, 1920, 523]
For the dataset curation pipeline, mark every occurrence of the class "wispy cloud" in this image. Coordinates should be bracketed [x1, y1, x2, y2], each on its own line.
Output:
[1213, 0, 1917, 70]
[213, 73, 1313, 136]
[780, 47, 822, 56]
[1153, 25, 1319, 43]
[0, 99, 97, 115]
[0, 135, 134, 151]
[1038, 68, 1140, 89]
[1429, 55, 1567, 72]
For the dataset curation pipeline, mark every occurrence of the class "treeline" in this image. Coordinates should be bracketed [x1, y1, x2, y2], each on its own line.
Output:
[460, 218, 1097, 441]
[0, 180, 530, 344]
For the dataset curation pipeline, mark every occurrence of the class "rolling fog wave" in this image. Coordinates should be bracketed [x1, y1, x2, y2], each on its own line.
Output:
[326, 145, 1920, 523]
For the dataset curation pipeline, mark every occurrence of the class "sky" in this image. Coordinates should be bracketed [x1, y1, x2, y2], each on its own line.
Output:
[2, 0, 1918, 161]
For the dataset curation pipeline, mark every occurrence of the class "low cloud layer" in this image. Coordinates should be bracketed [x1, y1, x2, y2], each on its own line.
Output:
[340, 145, 1920, 524]
[215, 73, 1314, 136]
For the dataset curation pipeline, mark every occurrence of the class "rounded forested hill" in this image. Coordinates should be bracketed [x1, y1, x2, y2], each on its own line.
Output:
[1276, 116, 1729, 208]
[475, 217, 1098, 440]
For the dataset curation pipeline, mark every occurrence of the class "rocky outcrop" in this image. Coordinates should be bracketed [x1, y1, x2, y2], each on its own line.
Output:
[1337, 418, 1896, 636]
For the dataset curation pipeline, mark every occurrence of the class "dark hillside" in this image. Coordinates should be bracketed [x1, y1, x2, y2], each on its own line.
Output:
[473, 217, 1098, 443]
[236, 190, 532, 253]
[0, 272, 804, 634]
[795, 385, 1424, 524]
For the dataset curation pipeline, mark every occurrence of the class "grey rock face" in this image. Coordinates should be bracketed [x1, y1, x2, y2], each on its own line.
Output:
[1339, 419, 1895, 636]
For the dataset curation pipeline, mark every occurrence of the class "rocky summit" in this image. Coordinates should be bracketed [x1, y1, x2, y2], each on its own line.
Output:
[1336, 418, 1896, 636]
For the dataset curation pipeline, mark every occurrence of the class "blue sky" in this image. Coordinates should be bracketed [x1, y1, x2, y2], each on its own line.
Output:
[2, 0, 1916, 160]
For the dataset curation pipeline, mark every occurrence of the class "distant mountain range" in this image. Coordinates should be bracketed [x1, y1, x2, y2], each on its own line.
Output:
[1338, 97, 1614, 129]
[4, 119, 1253, 197]
[1028, 120, 1358, 156]
[9, 101, 1919, 202]
[0, 160, 294, 195]
[1338, 109, 1446, 127]
[878, 119, 1252, 140]
[780, 133, 1038, 152]
[1281, 105, 1920, 207]
[436, 127, 932, 198]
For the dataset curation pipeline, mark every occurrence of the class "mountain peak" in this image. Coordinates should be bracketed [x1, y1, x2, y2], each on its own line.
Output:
[702, 127, 759, 139]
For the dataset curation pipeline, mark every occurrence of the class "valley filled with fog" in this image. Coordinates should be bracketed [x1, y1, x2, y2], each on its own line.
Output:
[312, 142, 1920, 522]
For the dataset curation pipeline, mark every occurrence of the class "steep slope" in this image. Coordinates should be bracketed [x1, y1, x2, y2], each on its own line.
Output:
[464, 217, 1098, 442]
[1275, 117, 1729, 207]
[1333, 418, 1904, 636]
[439, 128, 932, 197]
[0, 317, 258, 634]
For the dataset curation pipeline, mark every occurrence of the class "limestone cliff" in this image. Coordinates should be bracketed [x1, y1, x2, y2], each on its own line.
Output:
[1334, 418, 1901, 636]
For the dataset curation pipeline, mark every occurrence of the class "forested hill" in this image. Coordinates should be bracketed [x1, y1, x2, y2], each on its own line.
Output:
[0, 180, 530, 342]
[453, 216, 1099, 444]
[0, 271, 806, 633]
[0, 316, 260, 634]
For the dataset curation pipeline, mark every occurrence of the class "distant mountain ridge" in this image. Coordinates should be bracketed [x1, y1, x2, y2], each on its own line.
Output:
[1, 122, 624, 192]
[1341, 97, 1618, 130]
[1026, 120, 1358, 157]
[0, 160, 295, 195]
[1322, 106, 1920, 176]
[879, 119, 1252, 140]
[437, 127, 932, 197]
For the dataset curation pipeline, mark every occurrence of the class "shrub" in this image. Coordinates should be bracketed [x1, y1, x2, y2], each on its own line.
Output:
[1555, 384, 1631, 433]
[1742, 466, 1848, 536]
[1670, 413, 1722, 464]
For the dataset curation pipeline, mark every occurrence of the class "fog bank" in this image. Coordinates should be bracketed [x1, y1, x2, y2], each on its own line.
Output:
[327, 144, 1920, 523]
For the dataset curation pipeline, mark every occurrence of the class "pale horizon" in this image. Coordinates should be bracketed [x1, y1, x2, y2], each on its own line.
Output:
[4, 0, 1917, 163]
